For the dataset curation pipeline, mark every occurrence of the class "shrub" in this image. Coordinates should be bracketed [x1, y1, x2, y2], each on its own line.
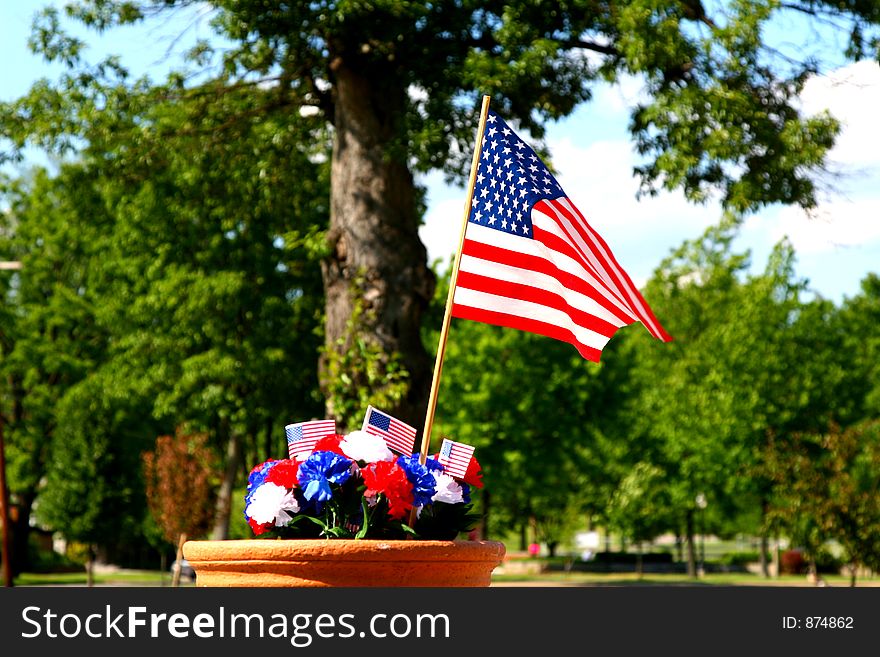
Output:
[780, 549, 807, 574]
[719, 550, 764, 567]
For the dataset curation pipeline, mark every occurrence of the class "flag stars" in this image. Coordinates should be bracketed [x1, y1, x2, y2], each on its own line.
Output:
[470, 111, 566, 238]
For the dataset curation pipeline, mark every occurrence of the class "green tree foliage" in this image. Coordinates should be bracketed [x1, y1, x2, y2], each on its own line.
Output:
[4, 0, 878, 429]
[0, 167, 114, 572]
[0, 76, 330, 553]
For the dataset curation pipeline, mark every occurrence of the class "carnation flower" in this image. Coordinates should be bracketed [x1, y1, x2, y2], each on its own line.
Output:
[245, 482, 301, 525]
[248, 517, 271, 536]
[340, 430, 395, 463]
[298, 451, 353, 502]
[431, 472, 465, 505]
[245, 459, 281, 510]
[362, 461, 414, 520]
[312, 434, 347, 456]
[396, 455, 437, 507]
[462, 455, 484, 489]
[265, 458, 301, 488]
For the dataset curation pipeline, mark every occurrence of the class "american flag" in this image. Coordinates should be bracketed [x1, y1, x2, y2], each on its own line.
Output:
[437, 438, 475, 479]
[451, 109, 671, 361]
[362, 406, 418, 456]
[285, 419, 336, 459]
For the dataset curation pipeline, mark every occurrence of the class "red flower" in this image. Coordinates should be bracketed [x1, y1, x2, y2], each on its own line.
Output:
[265, 458, 300, 488]
[313, 434, 347, 456]
[362, 461, 414, 520]
[462, 455, 484, 489]
[248, 517, 271, 536]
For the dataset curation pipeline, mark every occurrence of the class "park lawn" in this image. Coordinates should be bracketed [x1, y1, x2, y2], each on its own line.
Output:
[490, 571, 879, 587]
[15, 570, 183, 587]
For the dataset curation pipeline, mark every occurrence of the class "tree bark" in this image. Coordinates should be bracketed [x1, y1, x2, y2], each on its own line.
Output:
[10, 493, 35, 575]
[211, 427, 242, 540]
[322, 58, 435, 429]
[759, 497, 770, 577]
[685, 509, 697, 579]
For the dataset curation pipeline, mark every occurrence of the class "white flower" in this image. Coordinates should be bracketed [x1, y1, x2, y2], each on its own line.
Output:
[245, 482, 300, 526]
[431, 472, 465, 505]
[340, 430, 395, 463]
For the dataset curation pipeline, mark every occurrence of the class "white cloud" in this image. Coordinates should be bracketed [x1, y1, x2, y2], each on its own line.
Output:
[771, 200, 880, 255]
[420, 196, 467, 267]
[800, 60, 880, 170]
[762, 61, 880, 256]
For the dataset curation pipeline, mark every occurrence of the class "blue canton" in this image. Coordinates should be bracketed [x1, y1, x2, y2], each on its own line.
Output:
[369, 411, 391, 432]
[468, 109, 565, 238]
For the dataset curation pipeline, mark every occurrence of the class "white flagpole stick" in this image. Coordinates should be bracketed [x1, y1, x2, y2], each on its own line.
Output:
[416, 94, 492, 468]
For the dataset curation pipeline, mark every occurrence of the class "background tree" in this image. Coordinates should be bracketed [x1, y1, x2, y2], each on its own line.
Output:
[2, 74, 330, 542]
[143, 430, 218, 585]
[0, 166, 112, 573]
[766, 421, 880, 586]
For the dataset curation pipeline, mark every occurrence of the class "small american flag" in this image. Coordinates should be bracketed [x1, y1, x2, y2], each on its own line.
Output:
[286, 419, 336, 459]
[362, 406, 418, 456]
[437, 438, 476, 479]
[452, 109, 671, 361]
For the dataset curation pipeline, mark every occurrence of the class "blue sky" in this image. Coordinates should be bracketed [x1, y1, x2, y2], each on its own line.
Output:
[3, 2, 879, 303]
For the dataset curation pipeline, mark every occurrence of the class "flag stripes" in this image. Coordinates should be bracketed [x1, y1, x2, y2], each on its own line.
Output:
[286, 419, 336, 459]
[438, 439, 475, 479]
[362, 406, 418, 456]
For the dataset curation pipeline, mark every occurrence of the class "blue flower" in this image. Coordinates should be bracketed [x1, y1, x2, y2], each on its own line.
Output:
[396, 455, 437, 507]
[424, 457, 443, 473]
[298, 451, 353, 502]
[461, 483, 471, 505]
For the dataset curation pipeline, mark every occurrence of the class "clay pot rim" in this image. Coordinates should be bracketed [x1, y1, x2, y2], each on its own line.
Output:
[184, 539, 505, 564]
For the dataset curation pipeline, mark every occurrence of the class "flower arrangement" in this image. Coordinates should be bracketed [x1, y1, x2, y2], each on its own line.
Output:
[244, 428, 483, 540]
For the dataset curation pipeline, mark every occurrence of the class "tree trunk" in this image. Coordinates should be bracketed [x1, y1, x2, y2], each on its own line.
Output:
[211, 428, 242, 540]
[322, 59, 435, 430]
[10, 492, 35, 576]
[759, 498, 770, 577]
[685, 510, 697, 579]
[86, 544, 95, 588]
[172, 532, 187, 588]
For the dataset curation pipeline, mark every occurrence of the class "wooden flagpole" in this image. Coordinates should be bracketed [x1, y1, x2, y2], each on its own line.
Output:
[416, 94, 492, 468]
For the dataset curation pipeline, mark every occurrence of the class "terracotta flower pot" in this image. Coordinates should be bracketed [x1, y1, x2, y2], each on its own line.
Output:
[183, 539, 506, 587]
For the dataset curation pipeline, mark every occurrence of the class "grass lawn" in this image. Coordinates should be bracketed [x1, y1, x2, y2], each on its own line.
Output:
[14, 570, 190, 587]
[490, 571, 879, 587]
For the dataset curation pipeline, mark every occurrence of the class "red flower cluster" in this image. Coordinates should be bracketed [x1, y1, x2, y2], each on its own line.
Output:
[362, 461, 414, 520]
[265, 458, 301, 488]
[313, 434, 347, 456]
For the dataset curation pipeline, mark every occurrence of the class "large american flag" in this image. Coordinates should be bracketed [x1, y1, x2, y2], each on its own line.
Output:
[362, 406, 418, 456]
[451, 109, 671, 361]
[286, 419, 336, 459]
[437, 438, 475, 479]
